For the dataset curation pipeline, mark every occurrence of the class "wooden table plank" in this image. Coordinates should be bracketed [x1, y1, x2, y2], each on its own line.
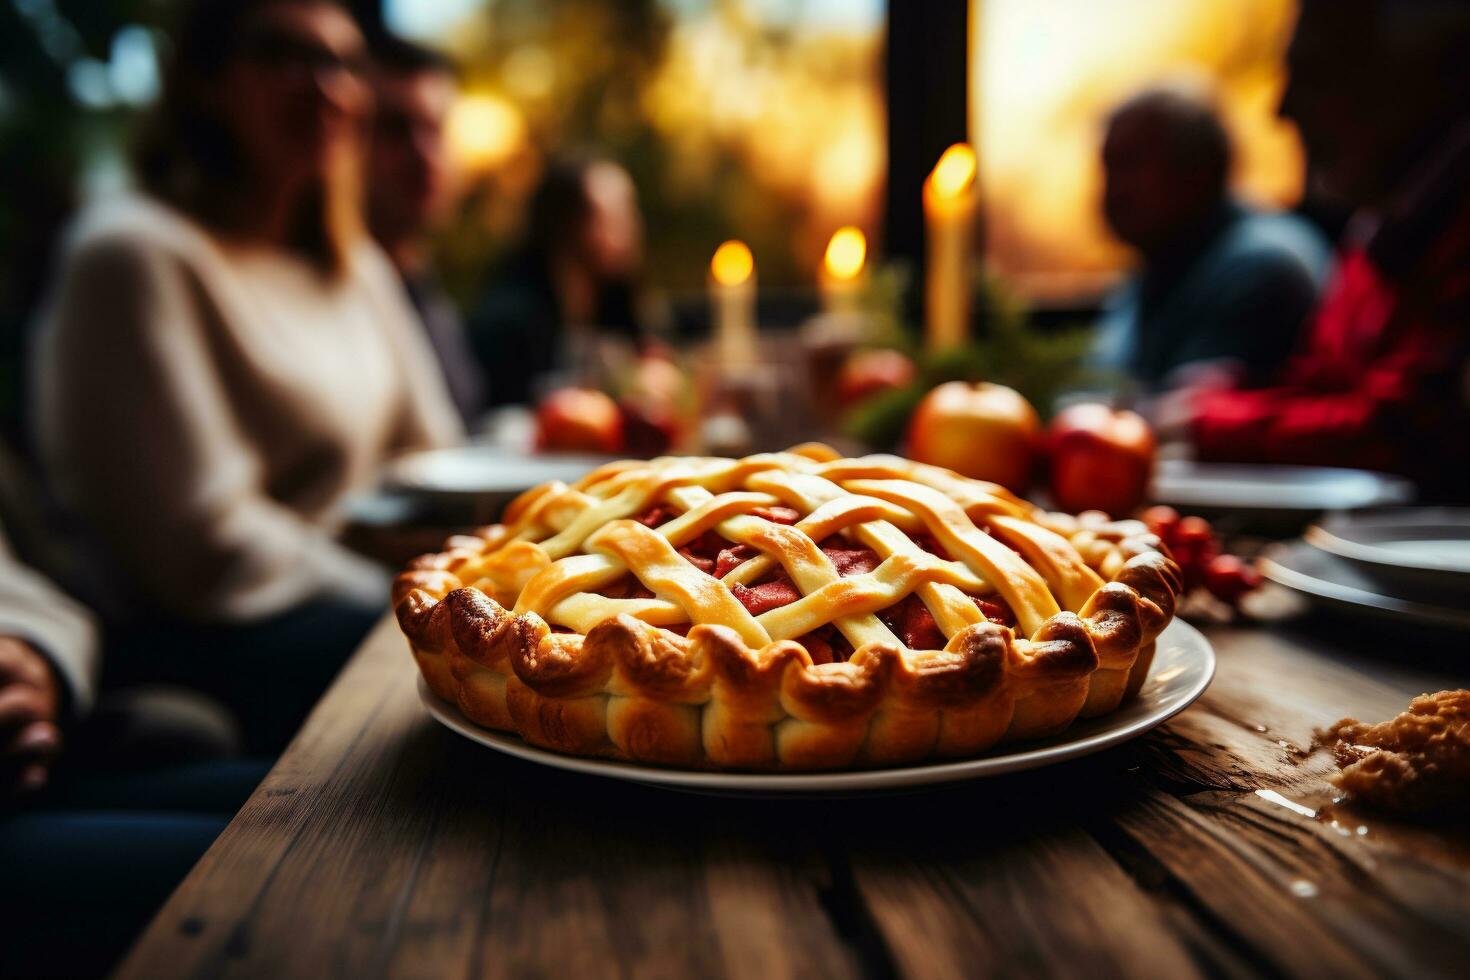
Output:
[852, 828, 1208, 979]
[116, 619, 869, 980]
[115, 612, 1470, 980]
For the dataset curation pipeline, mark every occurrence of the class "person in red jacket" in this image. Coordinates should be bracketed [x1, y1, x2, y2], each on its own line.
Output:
[1177, 0, 1470, 501]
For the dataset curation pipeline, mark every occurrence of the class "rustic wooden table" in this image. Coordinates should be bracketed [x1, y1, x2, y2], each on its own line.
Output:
[116, 607, 1470, 979]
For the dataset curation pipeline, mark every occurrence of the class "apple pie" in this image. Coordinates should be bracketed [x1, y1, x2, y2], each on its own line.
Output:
[394, 444, 1182, 771]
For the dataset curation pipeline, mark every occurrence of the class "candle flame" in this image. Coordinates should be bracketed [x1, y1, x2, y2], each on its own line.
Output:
[823, 226, 866, 281]
[711, 240, 754, 286]
[929, 143, 977, 199]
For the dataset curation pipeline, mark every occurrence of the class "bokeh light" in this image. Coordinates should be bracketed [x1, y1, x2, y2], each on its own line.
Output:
[445, 92, 527, 172]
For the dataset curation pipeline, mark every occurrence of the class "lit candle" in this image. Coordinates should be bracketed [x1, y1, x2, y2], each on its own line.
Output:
[820, 226, 867, 314]
[923, 143, 978, 352]
[710, 240, 757, 368]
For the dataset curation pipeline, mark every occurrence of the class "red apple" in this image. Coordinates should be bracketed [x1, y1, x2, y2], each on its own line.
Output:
[1046, 404, 1156, 517]
[906, 381, 1041, 492]
[535, 388, 623, 454]
[836, 349, 917, 409]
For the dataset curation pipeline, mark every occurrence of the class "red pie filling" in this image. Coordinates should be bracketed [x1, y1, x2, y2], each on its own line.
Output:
[604, 505, 1015, 660]
[634, 505, 679, 528]
[727, 543, 1015, 658]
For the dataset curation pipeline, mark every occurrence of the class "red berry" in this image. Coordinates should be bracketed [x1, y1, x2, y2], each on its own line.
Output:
[1204, 554, 1262, 605]
[1175, 515, 1214, 546]
[1176, 546, 1220, 593]
[1141, 505, 1181, 544]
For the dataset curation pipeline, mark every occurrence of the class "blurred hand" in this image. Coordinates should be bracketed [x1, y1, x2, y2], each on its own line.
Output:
[1148, 386, 1201, 446]
[1145, 362, 1239, 448]
[0, 636, 63, 797]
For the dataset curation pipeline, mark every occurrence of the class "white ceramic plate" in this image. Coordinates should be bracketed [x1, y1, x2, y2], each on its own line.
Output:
[1305, 509, 1470, 591]
[417, 619, 1215, 794]
[1151, 460, 1413, 517]
[1260, 539, 1470, 632]
[385, 447, 614, 503]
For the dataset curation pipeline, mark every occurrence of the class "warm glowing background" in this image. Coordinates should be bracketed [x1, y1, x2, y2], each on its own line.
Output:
[0, 0, 1307, 303]
[394, 0, 886, 293]
[972, 0, 1304, 300]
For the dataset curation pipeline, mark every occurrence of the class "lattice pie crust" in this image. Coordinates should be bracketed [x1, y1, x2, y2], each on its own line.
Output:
[394, 445, 1182, 771]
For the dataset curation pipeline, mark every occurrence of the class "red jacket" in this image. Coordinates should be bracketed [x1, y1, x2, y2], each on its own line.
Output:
[1192, 132, 1470, 501]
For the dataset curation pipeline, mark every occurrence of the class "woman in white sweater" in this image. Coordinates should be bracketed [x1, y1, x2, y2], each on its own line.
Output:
[31, 0, 462, 750]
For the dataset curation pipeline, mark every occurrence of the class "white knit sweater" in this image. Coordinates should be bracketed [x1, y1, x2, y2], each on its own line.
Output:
[33, 193, 463, 622]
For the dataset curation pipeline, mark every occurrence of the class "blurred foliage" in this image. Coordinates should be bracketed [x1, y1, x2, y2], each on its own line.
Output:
[0, 0, 166, 444]
[431, 0, 673, 305]
[431, 0, 884, 301]
[2, 0, 887, 318]
[844, 269, 1096, 451]
[852, 260, 912, 351]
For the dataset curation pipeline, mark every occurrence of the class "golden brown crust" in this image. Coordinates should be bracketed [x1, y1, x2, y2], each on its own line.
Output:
[780, 650, 892, 724]
[1014, 612, 1099, 682]
[593, 615, 708, 701]
[394, 447, 1183, 771]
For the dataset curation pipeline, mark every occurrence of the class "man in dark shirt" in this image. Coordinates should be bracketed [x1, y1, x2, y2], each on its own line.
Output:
[367, 36, 485, 425]
[1092, 85, 1331, 393]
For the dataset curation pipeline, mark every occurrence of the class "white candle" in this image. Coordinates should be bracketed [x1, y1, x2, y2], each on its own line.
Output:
[820, 226, 867, 315]
[710, 240, 757, 368]
[923, 143, 978, 352]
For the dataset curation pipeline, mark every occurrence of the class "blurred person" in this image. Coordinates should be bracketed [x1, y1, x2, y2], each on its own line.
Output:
[30, 0, 463, 753]
[1092, 83, 1331, 393]
[1173, 0, 1470, 501]
[0, 513, 268, 977]
[366, 35, 484, 426]
[469, 156, 647, 406]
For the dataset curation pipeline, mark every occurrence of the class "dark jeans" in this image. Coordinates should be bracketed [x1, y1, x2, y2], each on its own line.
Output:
[105, 597, 380, 755]
[0, 759, 270, 979]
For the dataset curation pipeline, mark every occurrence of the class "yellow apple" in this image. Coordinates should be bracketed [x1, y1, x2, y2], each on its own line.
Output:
[906, 381, 1040, 492]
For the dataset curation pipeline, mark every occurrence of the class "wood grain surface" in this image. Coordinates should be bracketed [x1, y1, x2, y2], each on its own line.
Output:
[115, 608, 1470, 980]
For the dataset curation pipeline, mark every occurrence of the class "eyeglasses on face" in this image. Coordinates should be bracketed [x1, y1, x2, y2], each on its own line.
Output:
[237, 31, 367, 81]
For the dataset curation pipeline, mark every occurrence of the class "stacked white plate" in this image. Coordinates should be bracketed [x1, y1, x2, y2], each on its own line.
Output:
[1149, 460, 1413, 523]
[1261, 509, 1470, 631]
